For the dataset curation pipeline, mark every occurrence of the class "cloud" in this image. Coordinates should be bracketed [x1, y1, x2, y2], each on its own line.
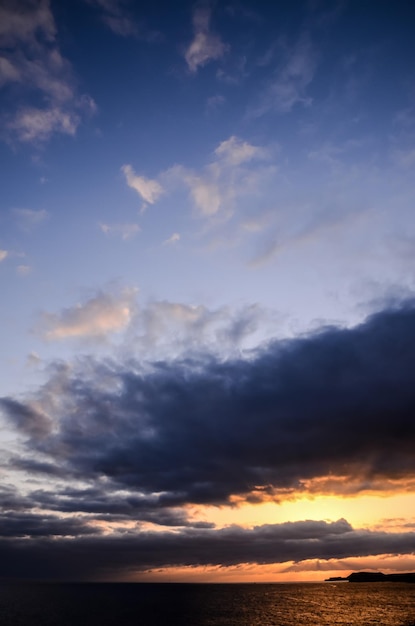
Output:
[253, 35, 317, 116]
[2, 301, 415, 579]
[0, 512, 100, 538]
[87, 0, 138, 36]
[26, 352, 41, 368]
[3, 300, 415, 511]
[181, 166, 222, 216]
[9, 107, 79, 143]
[169, 135, 271, 218]
[214, 135, 267, 166]
[1, 0, 95, 143]
[0, 57, 20, 85]
[163, 233, 180, 245]
[121, 164, 164, 206]
[0, 0, 56, 45]
[0, 397, 52, 439]
[0, 250, 8, 262]
[36, 288, 137, 340]
[126, 299, 266, 358]
[249, 185, 370, 268]
[99, 222, 140, 240]
[0, 518, 414, 580]
[85, 0, 160, 40]
[184, 3, 228, 73]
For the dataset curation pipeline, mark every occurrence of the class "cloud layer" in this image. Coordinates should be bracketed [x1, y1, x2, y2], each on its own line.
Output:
[0, 517, 414, 580]
[3, 301, 415, 505]
[2, 296, 415, 579]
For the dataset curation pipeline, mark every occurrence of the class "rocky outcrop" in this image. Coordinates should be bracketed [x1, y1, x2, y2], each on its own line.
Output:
[325, 572, 415, 583]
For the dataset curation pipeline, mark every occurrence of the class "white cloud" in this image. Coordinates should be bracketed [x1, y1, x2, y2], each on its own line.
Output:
[163, 233, 181, 245]
[183, 168, 222, 216]
[99, 222, 141, 240]
[121, 164, 164, 205]
[1, 0, 95, 143]
[169, 135, 271, 218]
[215, 135, 266, 165]
[37, 288, 137, 341]
[184, 4, 228, 73]
[0, 250, 8, 262]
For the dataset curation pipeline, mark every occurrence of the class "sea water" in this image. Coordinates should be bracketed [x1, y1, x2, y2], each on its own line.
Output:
[0, 582, 414, 625]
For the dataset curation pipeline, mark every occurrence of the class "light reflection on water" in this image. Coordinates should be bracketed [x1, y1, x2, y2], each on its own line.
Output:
[0, 582, 414, 625]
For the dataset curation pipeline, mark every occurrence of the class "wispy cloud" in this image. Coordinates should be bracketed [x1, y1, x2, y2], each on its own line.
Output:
[127, 299, 267, 357]
[215, 135, 267, 165]
[9, 108, 80, 143]
[252, 34, 317, 116]
[121, 164, 164, 207]
[0, 250, 8, 262]
[179, 165, 223, 216]
[85, 0, 160, 40]
[1, 0, 96, 143]
[184, 3, 228, 73]
[169, 135, 270, 219]
[163, 233, 180, 245]
[36, 288, 137, 341]
[87, 0, 138, 36]
[99, 222, 140, 240]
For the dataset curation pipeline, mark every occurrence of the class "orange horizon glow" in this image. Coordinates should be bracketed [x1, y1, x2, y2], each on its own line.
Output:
[186, 491, 415, 532]
[124, 554, 415, 584]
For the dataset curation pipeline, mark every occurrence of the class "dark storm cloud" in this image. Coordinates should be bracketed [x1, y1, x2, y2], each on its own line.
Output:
[0, 398, 51, 438]
[0, 485, 34, 512]
[24, 487, 214, 528]
[11, 457, 71, 477]
[0, 512, 100, 538]
[0, 519, 414, 581]
[2, 301, 415, 509]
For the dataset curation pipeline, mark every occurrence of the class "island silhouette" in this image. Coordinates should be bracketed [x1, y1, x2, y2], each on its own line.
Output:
[325, 572, 415, 583]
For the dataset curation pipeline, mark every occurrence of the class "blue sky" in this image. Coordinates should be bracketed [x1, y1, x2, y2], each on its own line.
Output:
[1, 0, 415, 582]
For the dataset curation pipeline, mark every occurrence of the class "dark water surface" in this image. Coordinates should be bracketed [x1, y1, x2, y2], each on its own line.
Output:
[0, 582, 414, 626]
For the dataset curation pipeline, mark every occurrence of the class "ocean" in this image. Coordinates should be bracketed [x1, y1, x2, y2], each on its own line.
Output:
[0, 582, 414, 625]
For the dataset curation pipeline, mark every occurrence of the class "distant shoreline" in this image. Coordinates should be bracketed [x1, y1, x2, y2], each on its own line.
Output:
[325, 572, 415, 583]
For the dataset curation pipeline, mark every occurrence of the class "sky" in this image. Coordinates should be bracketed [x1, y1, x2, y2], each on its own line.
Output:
[1, 0, 415, 582]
